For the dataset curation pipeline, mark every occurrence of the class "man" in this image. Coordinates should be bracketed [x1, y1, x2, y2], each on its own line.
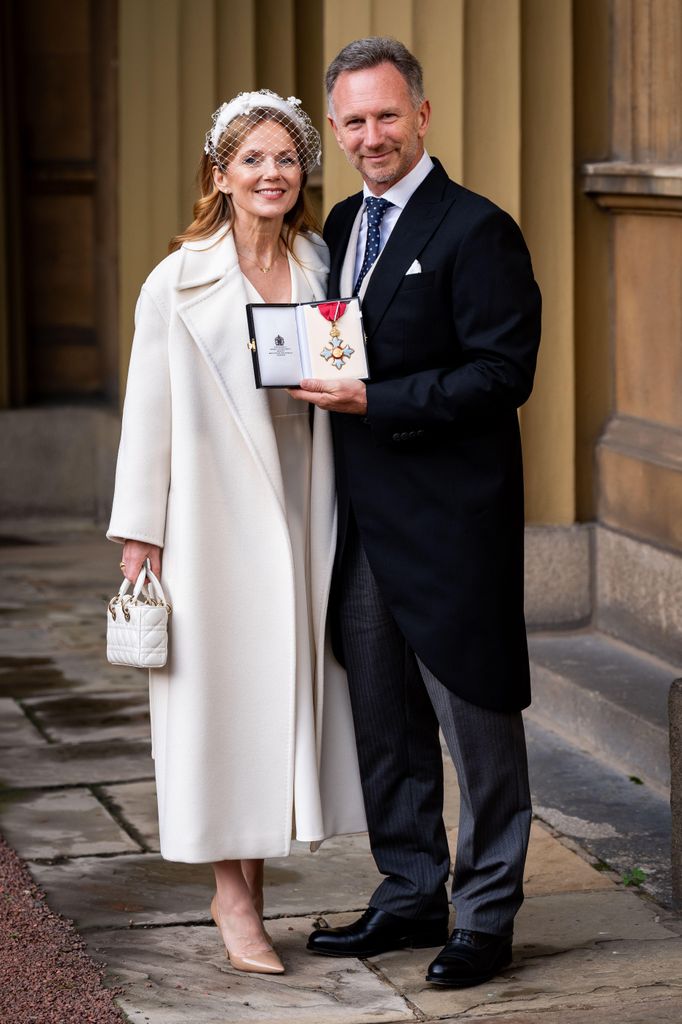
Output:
[289, 37, 541, 988]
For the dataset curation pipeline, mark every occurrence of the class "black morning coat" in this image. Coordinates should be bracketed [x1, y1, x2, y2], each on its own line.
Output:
[324, 158, 542, 713]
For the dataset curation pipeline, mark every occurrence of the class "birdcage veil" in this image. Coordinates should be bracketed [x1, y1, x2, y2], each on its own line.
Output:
[204, 90, 321, 175]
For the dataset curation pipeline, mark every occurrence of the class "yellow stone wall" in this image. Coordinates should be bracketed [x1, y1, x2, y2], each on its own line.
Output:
[118, 0, 577, 524]
[115, 0, 679, 534]
[0, 2, 675, 540]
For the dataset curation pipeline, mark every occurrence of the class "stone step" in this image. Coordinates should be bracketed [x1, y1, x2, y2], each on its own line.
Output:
[527, 629, 677, 794]
[524, 716, 672, 907]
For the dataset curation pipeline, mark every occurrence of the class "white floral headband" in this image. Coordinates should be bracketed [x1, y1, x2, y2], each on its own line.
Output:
[204, 89, 322, 174]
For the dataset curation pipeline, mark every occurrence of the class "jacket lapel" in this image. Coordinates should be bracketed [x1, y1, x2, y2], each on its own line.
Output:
[361, 161, 457, 336]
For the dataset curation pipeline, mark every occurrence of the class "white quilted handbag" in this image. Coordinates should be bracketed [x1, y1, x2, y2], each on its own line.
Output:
[106, 560, 171, 668]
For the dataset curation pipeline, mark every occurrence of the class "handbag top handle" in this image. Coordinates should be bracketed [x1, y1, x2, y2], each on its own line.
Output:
[117, 559, 167, 606]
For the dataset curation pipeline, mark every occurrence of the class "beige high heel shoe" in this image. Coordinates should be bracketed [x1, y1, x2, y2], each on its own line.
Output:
[210, 896, 284, 975]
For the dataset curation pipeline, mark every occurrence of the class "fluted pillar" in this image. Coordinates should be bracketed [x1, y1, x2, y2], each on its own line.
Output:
[322, 1, 574, 524]
[585, 0, 682, 551]
[118, 0, 294, 389]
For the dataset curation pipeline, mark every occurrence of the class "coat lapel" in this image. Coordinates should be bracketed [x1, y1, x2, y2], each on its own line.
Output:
[327, 194, 363, 297]
[178, 251, 284, 511]
[339, 205, 364, 298]
[175, 230, 328, 515]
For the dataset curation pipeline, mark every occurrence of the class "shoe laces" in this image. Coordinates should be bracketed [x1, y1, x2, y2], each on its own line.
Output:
[451, 928, 479, 946]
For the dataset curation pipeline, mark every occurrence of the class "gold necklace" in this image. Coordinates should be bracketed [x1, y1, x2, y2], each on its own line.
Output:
[236, 248, 284, 274]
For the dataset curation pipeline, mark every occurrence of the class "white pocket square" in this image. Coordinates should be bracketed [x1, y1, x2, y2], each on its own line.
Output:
[405, 259, 421, 275]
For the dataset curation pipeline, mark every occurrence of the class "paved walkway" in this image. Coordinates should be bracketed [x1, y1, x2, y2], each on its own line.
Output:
[0, 525, 680, 1023]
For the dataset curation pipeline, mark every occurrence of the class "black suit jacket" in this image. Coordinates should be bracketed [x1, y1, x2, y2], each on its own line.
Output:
[325, 159, 542, 712]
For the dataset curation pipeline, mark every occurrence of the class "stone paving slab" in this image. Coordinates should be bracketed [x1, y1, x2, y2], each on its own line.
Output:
[324, 888, 676, 963]
[32, 822, 617, 932]
[101, 781, 380, 874]
[4, 531, 681, 1024]
[0, 651, 143, 697]
[446, 823, 614, 898]
[88, 909, 682, 1024]
[511, 889, 677, 954]
[266, 835, 380, 917]
[526, 717, 673, 907]
[0, 631, 57, 663]
[31, 855, 214, 929]
[322, 890, 679, 1018]
[56, 653, 144, 691]
[520, 824, 613, 895]
[0, 697, 46, 745]
[2, 557, 119, 589]
[0, 786, 140, 858]
[103, 786, 605, 902]
[0, 531, 145, 702]
[104, 778, 453, 863]
[23, 689, 150, 743]
[366, 937, 682, 1019]
[31, 837, 383, 929]
[0, 738, 154, 789]
[0, 548, 116, 585]
[87, 917, 414, 1024]
[102, 780, 160, 850]
[454, 999, 682, 1023]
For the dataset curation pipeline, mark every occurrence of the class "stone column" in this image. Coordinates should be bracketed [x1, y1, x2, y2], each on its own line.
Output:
[584, 0, 682, 553]
[322, 0, 576, 526]
[322, 0, 463, 210]
[580, 0, 682, 659]
[118, 0, 274, 392]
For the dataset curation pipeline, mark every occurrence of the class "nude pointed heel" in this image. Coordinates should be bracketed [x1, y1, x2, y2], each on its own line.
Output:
[210, 896, 284, 975]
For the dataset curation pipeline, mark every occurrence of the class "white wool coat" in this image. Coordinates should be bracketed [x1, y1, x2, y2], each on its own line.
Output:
[108, 228, 366, 862]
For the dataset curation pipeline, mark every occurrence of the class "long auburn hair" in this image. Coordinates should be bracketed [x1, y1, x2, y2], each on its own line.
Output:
[169, 108, 320, 254]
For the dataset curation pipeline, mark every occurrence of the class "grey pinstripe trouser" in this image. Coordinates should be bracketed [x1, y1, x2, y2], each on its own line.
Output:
[337, 520, 532, 936]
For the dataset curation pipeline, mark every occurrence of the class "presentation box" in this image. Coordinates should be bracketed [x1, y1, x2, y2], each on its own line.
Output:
[246, 297, 369, 388]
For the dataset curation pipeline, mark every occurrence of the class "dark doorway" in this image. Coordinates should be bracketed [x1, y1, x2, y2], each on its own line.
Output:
[1, 0, 118, 405]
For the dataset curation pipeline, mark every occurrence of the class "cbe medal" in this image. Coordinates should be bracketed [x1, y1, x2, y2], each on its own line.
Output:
[318, 301, 354, 370]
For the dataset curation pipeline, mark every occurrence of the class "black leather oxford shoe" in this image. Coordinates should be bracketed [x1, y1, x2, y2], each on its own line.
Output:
[307, 907, 449, 958]
[425, 928, 513, 987]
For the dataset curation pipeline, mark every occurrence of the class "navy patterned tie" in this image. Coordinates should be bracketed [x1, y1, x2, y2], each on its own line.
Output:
[353, 196, 393, 294]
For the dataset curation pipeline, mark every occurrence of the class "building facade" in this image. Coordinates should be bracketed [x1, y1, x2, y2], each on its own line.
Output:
[0, 0, 680, 659]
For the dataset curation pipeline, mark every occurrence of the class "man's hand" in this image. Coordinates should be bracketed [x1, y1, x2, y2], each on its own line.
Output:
[287, 379, 367, 415]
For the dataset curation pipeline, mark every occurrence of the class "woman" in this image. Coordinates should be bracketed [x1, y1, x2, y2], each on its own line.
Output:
[107, 91, 365, 975]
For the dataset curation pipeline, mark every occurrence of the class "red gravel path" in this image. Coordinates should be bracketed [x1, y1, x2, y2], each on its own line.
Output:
[0, 833, 126, 1024]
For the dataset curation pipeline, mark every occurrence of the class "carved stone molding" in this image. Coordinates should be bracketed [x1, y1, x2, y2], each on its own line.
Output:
[582, 161, 682, 214]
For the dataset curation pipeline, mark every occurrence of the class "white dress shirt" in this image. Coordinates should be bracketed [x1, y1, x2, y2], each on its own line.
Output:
[353, 150, 435, 285]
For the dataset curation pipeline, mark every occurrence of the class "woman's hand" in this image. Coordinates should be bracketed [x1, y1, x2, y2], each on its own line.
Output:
[121, 541, 162, 584]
